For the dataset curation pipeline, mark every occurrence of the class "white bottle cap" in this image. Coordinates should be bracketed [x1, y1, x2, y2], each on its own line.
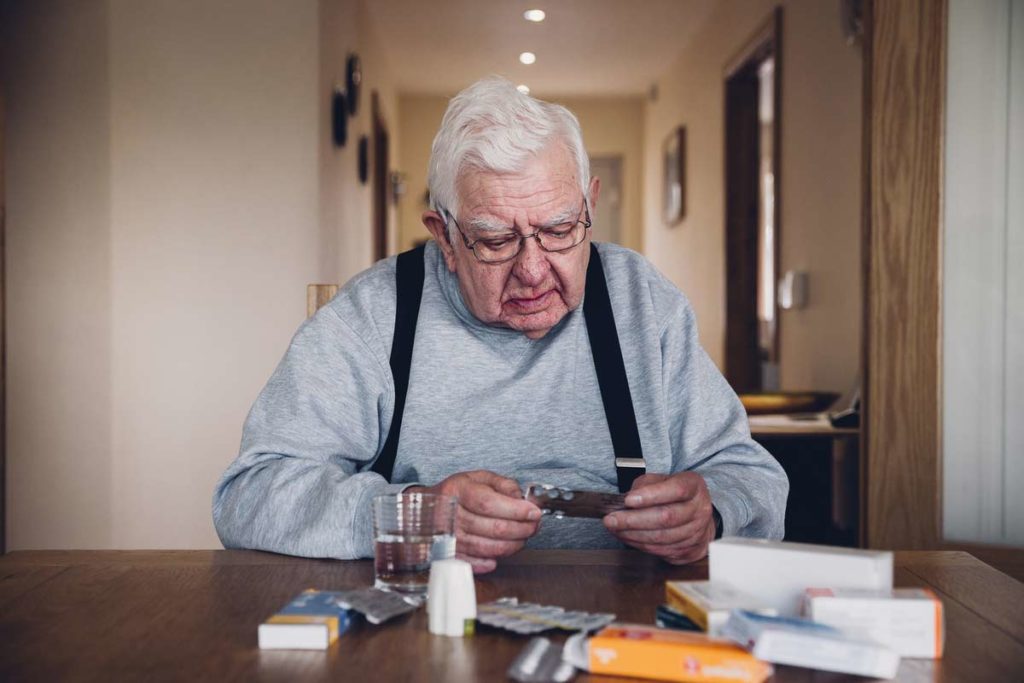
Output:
[427, 558, 477, 637]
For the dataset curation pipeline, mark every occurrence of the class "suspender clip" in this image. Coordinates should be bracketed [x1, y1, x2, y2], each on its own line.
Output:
[614, 457, 646, 469]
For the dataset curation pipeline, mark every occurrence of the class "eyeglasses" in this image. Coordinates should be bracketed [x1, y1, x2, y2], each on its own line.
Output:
[443, 200, 592, 264]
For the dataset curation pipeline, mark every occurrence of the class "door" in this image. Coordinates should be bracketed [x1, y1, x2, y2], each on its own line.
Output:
[724, 10, 781, 394]
[588, 155, 623, 245]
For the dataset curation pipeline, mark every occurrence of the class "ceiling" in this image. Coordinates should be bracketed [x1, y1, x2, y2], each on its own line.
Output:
[362, 0, 716, 97]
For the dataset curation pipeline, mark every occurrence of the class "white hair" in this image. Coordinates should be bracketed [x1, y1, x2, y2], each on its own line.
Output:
[427, 76, 590, 234]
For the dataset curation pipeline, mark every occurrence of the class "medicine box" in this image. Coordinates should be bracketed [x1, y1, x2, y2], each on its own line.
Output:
[803, 587, 944, 658]
[258, 589, 353, 650]
[665, 581, 776, 635]
[564, 624, 772, 683]
[708, 538, 893, 615]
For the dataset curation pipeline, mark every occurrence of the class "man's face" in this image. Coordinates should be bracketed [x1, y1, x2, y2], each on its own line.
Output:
[424, 144, 599, 340]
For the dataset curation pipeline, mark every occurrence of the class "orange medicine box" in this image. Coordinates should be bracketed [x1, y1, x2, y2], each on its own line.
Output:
[563, 624, 772, 683]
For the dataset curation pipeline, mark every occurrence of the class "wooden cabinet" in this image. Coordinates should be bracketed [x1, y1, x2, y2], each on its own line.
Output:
[750, 415, 861, 547]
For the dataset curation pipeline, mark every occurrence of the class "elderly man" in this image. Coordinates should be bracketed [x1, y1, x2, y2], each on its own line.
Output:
[213, 77, 788, 573]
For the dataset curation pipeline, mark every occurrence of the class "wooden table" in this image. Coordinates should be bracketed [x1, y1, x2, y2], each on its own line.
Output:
[1, 550, 1022, 681]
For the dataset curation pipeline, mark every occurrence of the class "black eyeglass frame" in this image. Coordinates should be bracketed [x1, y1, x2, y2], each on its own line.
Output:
[441, 199, 592, 265]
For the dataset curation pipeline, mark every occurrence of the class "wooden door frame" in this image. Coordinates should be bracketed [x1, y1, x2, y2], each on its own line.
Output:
[865, 0, 1024, 565]
[1, 86, 6, 554]
[371, 91, 389, 261]
[723, 7, 783, 393]
[862, 0, 946, 549]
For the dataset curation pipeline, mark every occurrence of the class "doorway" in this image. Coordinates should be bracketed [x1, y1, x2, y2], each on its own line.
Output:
[724, 10, 782, 394]
[589, 155, 623, 245]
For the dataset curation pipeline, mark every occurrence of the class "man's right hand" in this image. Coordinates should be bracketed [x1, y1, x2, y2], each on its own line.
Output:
[408, 470, 541, 574]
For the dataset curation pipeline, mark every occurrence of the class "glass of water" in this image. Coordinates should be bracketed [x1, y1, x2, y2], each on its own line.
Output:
[372, 492, 457, 595]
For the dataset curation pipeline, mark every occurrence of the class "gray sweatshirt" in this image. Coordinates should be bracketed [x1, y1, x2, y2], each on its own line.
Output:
[213, 241, 788, 558]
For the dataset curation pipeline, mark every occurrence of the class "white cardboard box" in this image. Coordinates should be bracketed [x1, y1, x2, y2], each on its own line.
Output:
[722, 609, 900, 679]
[708, 538, 893, 616]
[803, 588, 944, 658]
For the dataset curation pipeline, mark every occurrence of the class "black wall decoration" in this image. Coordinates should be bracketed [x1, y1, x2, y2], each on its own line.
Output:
[346, 54, 362, 116]
[332, 88, 348, 148]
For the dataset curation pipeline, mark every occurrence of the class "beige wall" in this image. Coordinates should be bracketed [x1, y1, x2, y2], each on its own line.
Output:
[397, 94, 449, 252]
[3, 0, 399, 549]
[320, 0, 402, 271]
[643, 0, 862, 393]
[778, 1, 862, 393]
[397, 93, 644, 253]
[3, 0, 115, 548]
[554, 97, 645, 253]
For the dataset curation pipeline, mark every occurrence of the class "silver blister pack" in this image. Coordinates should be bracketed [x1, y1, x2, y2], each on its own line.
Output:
[507, 637, 576, 683]
[477, 597, 615, 635]
[333, 587, 422, 625]
[523, 482, 626, 519]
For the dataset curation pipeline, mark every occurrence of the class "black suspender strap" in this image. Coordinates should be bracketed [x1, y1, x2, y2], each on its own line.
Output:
[371, 244, 426, 482]
[374, 242, 646, 494]
[583, 244, 647, 493]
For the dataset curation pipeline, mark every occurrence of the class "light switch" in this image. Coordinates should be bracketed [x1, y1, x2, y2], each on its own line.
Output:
[778, 270, 808, 310]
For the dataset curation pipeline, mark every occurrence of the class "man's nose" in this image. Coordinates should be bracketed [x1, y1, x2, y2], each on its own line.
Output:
[512, 234, 550, 285]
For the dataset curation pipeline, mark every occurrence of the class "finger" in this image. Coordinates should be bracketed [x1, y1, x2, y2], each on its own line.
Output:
[663, 544, 710, 565]
[456, 552, 497, 574]
[604, 500, 705, 532]
[628, 473, 668, 491]
[459, 509, 539, 541]
[456, 532, 525, 559]
[629, 539, 708, 563]
[461, 481, 541, 521]
[625, 472, 702, 508]
[466, 470, 524, 498]
[610, 518, 708, 546]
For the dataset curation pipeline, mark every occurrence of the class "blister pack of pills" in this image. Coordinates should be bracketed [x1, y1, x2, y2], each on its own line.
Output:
[507, 637, 576, 683]
[333, 587, 422, 625]
[523, 483, 626, 519]
[477, 597, 615, 635]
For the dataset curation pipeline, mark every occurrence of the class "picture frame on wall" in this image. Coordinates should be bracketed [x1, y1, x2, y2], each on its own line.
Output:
[662, 126, 686, 225]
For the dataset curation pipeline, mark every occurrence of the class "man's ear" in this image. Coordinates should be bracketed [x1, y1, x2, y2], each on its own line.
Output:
[422, 210, 457, 272]
[588, 176, 601, 211]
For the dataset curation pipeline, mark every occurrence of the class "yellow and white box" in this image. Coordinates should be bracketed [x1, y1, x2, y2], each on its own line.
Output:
[803, 587, 944, 658]
[258, 589, 353, 650]
[564, 624, 773, 683]
[665, 581, 776, 635]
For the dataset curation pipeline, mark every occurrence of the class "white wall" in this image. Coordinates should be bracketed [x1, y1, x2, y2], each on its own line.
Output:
[943, 0, 1024, 546]
[3, 0, 399, 549]
[643, 0, 862, 394]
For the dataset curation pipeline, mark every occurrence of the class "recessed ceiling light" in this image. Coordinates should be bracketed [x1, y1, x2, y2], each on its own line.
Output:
[524, 9, 546, 22]
[516, 84, 530, 94]
[519, 51, 536, 65]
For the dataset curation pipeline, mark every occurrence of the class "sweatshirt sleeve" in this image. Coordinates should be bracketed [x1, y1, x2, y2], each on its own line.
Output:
[662, 298, 789, 540]
[212, 305, 405, 559]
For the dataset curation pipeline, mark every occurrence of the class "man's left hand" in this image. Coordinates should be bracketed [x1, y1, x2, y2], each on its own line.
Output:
[602, 472, 715, 564]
